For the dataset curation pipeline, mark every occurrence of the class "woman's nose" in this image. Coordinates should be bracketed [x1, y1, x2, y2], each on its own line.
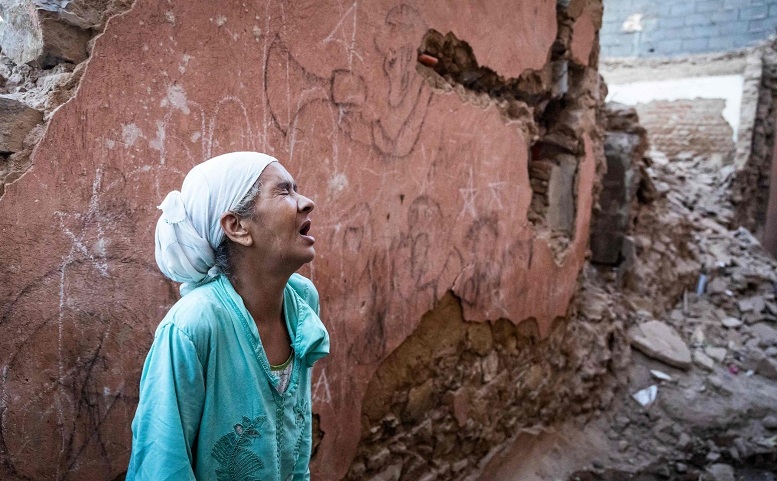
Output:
[298, 194, 315, 213]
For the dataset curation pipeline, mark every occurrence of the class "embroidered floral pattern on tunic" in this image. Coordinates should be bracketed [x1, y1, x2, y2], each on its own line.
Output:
[292, 401, 308, 462]
[211, 416, 267, 481]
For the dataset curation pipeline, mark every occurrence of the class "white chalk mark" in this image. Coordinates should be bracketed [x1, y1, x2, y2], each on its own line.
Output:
[312, 368, 332, 404]
[459, 167, 478, 218]
[323, 1, 362, 68]
[488, 181, 507, 210]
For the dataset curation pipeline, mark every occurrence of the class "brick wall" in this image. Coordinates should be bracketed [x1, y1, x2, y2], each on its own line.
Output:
[634, 98, 736, 160]
[601, 0, 777, 57]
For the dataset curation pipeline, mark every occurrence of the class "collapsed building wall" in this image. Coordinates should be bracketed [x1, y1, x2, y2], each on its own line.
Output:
[739, 41, 777, 254]
[602, 45, 777, 254]
[0, 1, 617, 480]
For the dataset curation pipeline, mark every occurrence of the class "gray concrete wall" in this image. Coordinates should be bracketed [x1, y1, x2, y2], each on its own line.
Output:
[602, 0, 777, 57]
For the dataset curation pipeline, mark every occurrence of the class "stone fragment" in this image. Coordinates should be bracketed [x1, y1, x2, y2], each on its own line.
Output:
[704, 346, 727, 363]
[451, 460, 468, 473]
[405, 379, 435, 422]
[693, 350, 715, 371]
[372, 463, 402, 481]
[706, 451, 722, 463]
[580, 287, 609, 320]
[450, 387, 471, 428]
[762, 415, 777, 430]
[0, 98, 43, 152]
[0, 4, 91, 66]
[705, 464, 735, 481]
[466, 324, 493, 356]
[734, 438, 749, 458]
[676, 432, 692, 450]
[628, 320, 692, 370]
[740, 346, 767, 371]
[721, 317, 743, 328]
[766, 301, 777, 316]
[480, 351, 499, 383]
[756, 357, 777, 380]
[546, 155, 577, 233]
[367, 448, 391, 471]
[707, 375, 733, 394]
[750, 323, 777, 347]
[738, 296, 766, 314]
[691, 326, 706, 346]
[707, 277, 728, 294]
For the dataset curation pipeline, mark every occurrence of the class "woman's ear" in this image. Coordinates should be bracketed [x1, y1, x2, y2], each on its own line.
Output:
[221, 212, 253, 247]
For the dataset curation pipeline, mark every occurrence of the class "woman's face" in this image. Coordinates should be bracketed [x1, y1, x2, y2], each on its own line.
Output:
[245, 162, 316, 271]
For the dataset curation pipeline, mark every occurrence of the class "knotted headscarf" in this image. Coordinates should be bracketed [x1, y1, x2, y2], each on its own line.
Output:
[154, 151, 277, 295]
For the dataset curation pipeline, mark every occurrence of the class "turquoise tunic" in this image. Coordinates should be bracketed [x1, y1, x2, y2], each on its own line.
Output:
[127, 274, 329, 481]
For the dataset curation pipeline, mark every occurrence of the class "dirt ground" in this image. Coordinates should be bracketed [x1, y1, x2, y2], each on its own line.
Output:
[475, 146, 777, 481]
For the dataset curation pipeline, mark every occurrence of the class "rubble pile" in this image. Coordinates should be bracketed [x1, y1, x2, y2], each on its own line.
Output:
[566, 107, 777, 480]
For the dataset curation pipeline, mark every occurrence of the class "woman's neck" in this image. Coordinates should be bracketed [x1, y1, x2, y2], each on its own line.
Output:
[230, 263, 289, 326]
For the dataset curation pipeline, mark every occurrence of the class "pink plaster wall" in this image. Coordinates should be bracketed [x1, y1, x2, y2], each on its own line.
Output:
[0, 1, 596, 480]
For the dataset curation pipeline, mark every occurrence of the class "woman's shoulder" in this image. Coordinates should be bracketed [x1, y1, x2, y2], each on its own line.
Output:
[287, 273, 319, 313]
[159, 281, 230, 338]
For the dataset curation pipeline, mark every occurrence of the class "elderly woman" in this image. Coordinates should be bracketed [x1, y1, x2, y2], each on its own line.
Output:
[127, 152, 329, 481]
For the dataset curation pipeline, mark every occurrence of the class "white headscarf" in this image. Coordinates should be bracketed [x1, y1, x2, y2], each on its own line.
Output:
[154, 151, 277, 295]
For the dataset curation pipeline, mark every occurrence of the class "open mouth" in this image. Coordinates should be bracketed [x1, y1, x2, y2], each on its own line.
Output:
[299, 221, 311, 236]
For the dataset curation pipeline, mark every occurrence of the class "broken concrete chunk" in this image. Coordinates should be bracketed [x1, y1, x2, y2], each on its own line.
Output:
[707, 277, 728, 294]
[0, 3, 90, 66]
[629, 321, 692, 369]
[738, 296, 766, 314]
[705, 346, 727, 363]
[693, 350, 716, 371]
[756, 357, 777, 380]
[750, 323, 777, 347]
[0, 97, 43, 152]
[762, 415, 777, 430]
[721, 317, 743, 329]
[705, 463, 735, 481]
[371, 463, 402, 481]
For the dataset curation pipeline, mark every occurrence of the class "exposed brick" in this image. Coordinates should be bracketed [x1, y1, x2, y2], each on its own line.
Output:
[696, 0, 724, 12]
[749, 17, 776, 31]
[708, 34, 747, 51]
[682, 37, 711, 51]
[653, 38, 684, 55]
[660, 16, 686, 28]
[710, 9, 744, 22]
[602, 43, 636, 57]
[719, 20, 751, 34]
[634, 98, 735, 160]
[692, 24, 721, 37]
[739, 5, 769, 19]
[670, 2, 697, 15]
[684, 12, 716, 26]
